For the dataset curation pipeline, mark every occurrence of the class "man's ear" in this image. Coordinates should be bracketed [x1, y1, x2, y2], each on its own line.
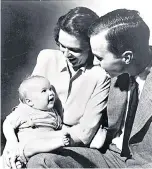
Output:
[122, 51, 133, 64]
[25, 99, 34, 107]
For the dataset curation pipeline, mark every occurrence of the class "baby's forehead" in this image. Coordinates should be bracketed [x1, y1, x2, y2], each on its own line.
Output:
[28, 77, 48, 83]
[23, 77, 51, 90]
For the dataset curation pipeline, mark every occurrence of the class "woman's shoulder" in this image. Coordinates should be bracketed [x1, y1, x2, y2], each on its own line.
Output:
[33, 49, 67, 76]
[37, 49, 63, 62]
[88, 65, 110, 80]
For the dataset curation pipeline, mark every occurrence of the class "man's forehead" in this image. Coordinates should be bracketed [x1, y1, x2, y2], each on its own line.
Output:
[90, 30, 109, 52]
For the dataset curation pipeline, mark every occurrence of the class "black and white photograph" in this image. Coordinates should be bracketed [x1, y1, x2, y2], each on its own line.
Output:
[1, 0, 152, 168]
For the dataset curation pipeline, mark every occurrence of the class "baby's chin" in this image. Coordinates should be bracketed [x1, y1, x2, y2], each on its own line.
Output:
[46, 103, 55, 110]
[36, 104, 54, 111]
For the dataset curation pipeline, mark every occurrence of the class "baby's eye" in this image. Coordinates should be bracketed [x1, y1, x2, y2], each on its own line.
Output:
[49, 87, 53, 91]
[42, 89, 46, 93]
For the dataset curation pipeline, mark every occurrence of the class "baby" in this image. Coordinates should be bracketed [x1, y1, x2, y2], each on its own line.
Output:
[1, 75, 70, 169]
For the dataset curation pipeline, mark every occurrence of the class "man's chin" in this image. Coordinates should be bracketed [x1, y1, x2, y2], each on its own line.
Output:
[104, 69, 112, 77]
[108, 72, 121, 78]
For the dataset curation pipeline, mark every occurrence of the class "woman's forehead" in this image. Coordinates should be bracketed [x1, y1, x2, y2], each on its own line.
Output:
[58, 29, 88, 48]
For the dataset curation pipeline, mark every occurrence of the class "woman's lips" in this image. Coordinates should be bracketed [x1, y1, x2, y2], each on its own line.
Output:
[67, 57, 77, 64]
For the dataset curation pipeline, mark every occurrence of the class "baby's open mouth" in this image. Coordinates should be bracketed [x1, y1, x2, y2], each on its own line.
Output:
[48, 95, 55, 102]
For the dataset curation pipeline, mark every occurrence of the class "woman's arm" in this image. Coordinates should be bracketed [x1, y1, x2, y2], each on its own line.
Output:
[66, 68, 110, 146]
[2, 112, 22, 169]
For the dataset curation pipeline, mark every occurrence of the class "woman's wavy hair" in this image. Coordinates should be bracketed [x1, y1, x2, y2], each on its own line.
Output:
[54, 7, 99, 44]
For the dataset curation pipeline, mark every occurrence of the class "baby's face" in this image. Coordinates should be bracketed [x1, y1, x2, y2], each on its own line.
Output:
[27, 78, 56, 111]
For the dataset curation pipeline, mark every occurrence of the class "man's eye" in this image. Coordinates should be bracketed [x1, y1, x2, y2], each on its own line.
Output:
[56, 42, 60, 46]
[60, 44, 65, 48]
[49, 87, 53, 91]
[42, 89, 46, 93]
[95, 55, 102, 61]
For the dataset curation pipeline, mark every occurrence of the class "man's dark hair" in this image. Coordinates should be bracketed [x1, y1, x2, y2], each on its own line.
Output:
[54, 7, 99, 44]
[88, 9, 150, 58]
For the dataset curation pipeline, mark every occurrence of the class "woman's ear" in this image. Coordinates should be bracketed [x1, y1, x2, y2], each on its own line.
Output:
[25, 99, 34, 107]
[122, 51, 133, 64]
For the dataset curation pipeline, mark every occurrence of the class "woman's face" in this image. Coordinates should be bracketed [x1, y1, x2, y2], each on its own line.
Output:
[58, 29, 90, 70]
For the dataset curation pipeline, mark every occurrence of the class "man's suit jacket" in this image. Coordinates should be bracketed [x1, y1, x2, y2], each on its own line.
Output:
[107, 71, 152, 167]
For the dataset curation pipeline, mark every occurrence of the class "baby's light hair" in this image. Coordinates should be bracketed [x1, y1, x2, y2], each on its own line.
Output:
[18, 75, 47, 103]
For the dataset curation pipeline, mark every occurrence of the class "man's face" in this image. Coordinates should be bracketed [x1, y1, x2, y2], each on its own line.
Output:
[90, 31, 126, 77]
[58, 29, 90, 70]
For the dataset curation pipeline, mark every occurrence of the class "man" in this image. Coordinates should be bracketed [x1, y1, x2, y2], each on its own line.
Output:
[27, 8, 152, 168]
[89, 9, 152, 167]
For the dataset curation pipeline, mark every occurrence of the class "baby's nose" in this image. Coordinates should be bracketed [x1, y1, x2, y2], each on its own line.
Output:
[48, 90, 53, 95]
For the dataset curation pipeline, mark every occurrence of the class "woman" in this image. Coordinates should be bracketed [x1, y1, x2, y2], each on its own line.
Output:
[6, 7, 110, 168]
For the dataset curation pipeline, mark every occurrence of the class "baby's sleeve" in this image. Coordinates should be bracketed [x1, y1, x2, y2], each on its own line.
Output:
[5, 106, 23, 129]
[5, 103, 30, 129]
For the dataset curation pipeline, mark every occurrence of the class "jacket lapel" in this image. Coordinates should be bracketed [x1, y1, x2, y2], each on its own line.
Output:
[130, 70, 152, 138]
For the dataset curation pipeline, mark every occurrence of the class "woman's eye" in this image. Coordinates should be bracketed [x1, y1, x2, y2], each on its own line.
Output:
[42, 89, 46, 93]
[69, 48, 82, 53]
[58, 43, 66, 49]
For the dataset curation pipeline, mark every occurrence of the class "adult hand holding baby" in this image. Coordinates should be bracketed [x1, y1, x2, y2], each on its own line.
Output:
[2, 141, 26, 169]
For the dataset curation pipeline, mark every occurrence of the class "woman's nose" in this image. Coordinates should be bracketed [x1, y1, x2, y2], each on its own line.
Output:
[63, 48, 71, 58]
[60, 44, 68, 52]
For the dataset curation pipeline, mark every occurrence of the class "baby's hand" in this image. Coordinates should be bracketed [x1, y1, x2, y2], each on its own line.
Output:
[15, 157, 25, 169]
[62, 131, 71, 146]
[3, 141, 27, 169]
[16, 161, 22, 169]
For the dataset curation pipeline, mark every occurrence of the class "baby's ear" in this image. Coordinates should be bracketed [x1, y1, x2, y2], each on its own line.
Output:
[25, 99, 34, 107]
